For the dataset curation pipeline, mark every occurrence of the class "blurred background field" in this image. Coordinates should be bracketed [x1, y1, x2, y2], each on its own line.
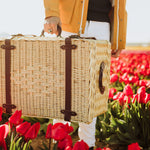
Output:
[0, 0, 150, 49]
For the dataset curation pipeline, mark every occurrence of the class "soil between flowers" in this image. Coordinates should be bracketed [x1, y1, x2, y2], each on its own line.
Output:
[31, 132, 127, 150]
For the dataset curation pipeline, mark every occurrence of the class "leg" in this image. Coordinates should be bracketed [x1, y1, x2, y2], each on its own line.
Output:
[78, 117, 97, 148]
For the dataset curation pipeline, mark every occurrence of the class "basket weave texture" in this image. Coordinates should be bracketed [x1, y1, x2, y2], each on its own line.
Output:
[0, 37, 111, 123]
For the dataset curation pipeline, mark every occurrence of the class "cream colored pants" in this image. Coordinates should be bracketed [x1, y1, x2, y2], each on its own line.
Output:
[54, 21, 110, 147]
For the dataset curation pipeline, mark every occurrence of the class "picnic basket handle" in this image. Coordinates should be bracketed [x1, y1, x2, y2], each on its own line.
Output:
[11, 34, 36, 39]
[99, 61, 105, 94]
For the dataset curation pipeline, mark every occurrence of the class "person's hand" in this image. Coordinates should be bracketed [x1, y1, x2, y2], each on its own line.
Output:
[111, 49, 122, 58]
[44, 16, 61, 35]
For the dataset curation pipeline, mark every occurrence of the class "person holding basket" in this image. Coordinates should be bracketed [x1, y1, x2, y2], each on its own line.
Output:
[43, 0, 127, 149]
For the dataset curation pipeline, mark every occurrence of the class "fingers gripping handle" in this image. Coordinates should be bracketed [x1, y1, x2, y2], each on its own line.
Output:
[41, 25, 62, 37]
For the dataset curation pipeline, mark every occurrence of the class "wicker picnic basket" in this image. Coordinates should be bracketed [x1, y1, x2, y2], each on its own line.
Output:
[0, 36, 111, 123]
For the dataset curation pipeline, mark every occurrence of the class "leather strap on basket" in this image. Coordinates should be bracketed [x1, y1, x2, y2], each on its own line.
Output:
[69, 35, 96, 40]
[1, 39, 16, 113]
[99, 61, 105, 94]
[60, 38, 77, 121]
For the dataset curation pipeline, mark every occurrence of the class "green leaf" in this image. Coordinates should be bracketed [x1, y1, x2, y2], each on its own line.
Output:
[9, 132, 15, 150]
[15, 137, 23, 147]
[106, 134, 120, 145]
[23, 140, 32, 150]
[40, 123, 49, 134]
[23, 143, 28, 150]
[70, 122, 79, 135]
[22, 116, 49, 124]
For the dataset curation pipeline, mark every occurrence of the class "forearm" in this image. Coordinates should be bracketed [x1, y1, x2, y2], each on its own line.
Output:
[43, 0, 60, 18]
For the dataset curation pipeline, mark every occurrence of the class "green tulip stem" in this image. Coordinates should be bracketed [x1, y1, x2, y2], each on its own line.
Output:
[25, 141, 30, 150]
[13, 133, 19, 142]
[49, 138, 51, 150]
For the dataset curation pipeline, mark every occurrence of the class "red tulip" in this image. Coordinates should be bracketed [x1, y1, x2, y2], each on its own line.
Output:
[52, 123, 68, 141]
[123, 95, 131, 104]
[118, 93, 125, 106]
[128, 142, 141, 150]
[119, 73, 129, 84]
[65, 146, 72, 150]
[0, 124, 9, 139]
[123, 84, 133, 96]
[137, 86, 146, 103]
[129, 76, 139, 84]
[16, 121, 31, 136]
[145, 93, 150, 103]
[0, 107, 3, 122]
[0, 124, 9, 150]
[113, 92, 122, 100]
[146, 80, 150, 87]
[45, 123, 53, 139]
[132, 94, 138, 103]
[58, 135, 73, 150]
[103, 148, 111, 150]
[110, 74, 118, 83]
[9, 110, 23, 126]
[147, 69, 150, 76]
[72, 140, 89, 150]
[113, 92, 126, 105]
[24, 122, 40, 140]
[64, 123, 74, 134]
[138, 80, 148, 86]
[109, 88, 117, 99]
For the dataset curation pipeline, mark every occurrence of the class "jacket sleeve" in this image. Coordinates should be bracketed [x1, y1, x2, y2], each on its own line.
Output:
[43, 0, 60, 19]
[110, 0, 127, 50]
[118, 0, 127, 50]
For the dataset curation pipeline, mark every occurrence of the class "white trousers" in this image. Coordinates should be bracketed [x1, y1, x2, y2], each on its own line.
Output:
[62, 21, 110, 41]
[54, 21, 110, 147]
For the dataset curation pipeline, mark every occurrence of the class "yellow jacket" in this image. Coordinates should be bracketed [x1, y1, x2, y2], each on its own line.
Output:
[43, 0, 127, 50]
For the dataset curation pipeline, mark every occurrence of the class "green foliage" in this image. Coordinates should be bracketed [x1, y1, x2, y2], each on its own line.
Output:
[96, 100, 150, 149]
[8, 134, 33, 150]
[70, 122, 79, 135]
[22, 116, 51, 134]
[22, 116, 49, 124]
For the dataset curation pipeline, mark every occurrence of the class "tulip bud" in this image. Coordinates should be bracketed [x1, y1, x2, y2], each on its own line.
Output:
[128, 142, 140, 150]
[123, 84, 133, 96]
[58, 135, 73, 150]
[145, 93, 150, 103]
[109, 88, 117, 99]
[137, 86, 146, 104]
[24, 122, 40, 140]
[45, 123, 53, 139]
[72, 140, 89, 150]
[16, 121, 31, 136]
[9, 110, 23, 126]
[110, 74, 118, 83]
[52, 123, 68, 141]
[0, 124, 9, 150]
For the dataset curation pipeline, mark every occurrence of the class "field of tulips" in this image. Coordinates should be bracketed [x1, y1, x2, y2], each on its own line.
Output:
[96, 52, 150, 150]
[0, 51, 150, 150]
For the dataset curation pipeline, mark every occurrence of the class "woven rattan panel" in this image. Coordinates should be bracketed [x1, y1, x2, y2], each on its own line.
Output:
[0, 37, 111, 123]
